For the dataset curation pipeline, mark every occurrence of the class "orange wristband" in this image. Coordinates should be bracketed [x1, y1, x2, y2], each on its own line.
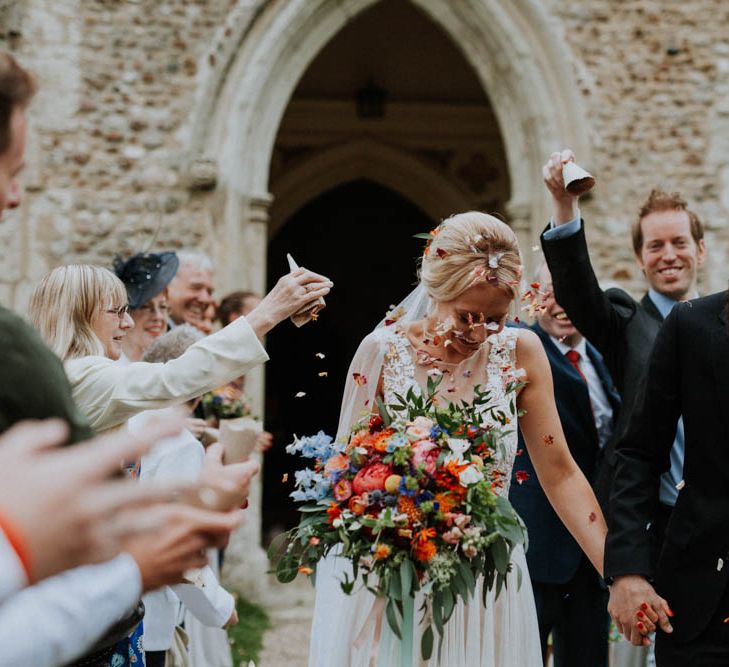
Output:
[0, 511, 32, 581]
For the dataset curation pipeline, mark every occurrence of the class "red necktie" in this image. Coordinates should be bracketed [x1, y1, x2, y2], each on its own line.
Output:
[565, 349, 588, 384]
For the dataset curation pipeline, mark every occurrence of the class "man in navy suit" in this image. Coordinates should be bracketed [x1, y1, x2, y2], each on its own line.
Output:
[510, 264, 621, 667]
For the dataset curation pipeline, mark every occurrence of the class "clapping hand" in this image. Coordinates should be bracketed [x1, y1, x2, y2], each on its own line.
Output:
[608, 574, 674, 646]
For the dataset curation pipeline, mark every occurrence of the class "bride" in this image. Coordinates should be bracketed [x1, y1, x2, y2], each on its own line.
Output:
[308, 212, 609, 666]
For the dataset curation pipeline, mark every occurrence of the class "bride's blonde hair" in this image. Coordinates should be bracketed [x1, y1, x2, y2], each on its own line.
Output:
[29, 264, 128, 360]
[419, 212, 522, 302]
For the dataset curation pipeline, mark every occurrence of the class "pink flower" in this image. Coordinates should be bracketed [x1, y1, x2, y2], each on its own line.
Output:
[333, 479, 353, 502]
[462, 544, 478, 559]
[412, 441, 438, 475]
[352, 463, 391, 495]
[442, 528, 463, 545]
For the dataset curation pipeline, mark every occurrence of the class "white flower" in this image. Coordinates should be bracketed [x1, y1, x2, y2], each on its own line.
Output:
[458, 464, 484, 487]
[443, 452, 465, 466]
[447, 438, 470, 456]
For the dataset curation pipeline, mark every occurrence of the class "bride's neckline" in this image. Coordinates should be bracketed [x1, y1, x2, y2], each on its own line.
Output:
[399, 320, 490, 368]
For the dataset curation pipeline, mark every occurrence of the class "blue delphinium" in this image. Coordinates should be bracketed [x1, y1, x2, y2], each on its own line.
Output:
[286, 431, 342, 462]
[289, 468, 330, 502]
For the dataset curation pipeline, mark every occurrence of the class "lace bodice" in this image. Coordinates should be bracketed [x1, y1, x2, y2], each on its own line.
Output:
[378, 327, 525, 496]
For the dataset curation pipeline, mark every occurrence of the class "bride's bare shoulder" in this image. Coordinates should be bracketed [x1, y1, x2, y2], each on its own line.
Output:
[513, 327, 549, 377]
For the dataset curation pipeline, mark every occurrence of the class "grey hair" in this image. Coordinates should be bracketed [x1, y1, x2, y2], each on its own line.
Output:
[143, 324, 204, 363]
[176, 250, 213, 274]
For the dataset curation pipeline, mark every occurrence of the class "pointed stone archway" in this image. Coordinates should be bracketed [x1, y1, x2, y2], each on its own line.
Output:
[183, 0, 593, 597]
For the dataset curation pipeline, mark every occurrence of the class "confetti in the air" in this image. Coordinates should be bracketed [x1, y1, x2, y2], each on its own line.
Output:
[676, 479, 685, 490]
[352, 373, 367, 386]
[515, 470, 529, 485]
[315, 352, 326, 359]
[589, 511, 597, 523]
[318, 372, 328, 377]
[295, 391, 306, 398]
[718, 558, 724, 572]
[282, 473, 288, 483]
[542, 434, 555, 446]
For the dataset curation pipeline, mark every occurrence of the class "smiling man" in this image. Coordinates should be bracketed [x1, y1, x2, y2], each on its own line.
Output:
[166, 250, 215, 331]
[540, 149, 706, 652]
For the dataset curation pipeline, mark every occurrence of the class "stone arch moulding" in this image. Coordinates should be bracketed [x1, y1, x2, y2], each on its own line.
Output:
[187, 0, 593, 242]
[268, 139, 473, 237]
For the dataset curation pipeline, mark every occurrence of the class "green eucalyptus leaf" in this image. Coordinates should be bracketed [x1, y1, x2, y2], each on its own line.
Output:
[421, 625, 434, 660]
[385, 599, 402, 640]
[376, 396, 392, 427]
[400, 560, 414, 600]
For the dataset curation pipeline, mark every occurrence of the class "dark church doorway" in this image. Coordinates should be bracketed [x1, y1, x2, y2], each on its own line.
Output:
[262, 179, 434, 533]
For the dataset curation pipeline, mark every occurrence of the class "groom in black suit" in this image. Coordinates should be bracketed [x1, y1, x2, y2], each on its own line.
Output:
[605, 290, 729, 664]
[510, 265, 620, 666]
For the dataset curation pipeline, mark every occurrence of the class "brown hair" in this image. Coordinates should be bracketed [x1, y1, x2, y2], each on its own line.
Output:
[0, 52, 37, 155]
[632, 189, 704, 255]
[217, 290, 259, 326]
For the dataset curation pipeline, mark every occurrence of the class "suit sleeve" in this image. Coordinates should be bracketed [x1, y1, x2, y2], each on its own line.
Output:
[66, 315, 269, 433]
[603, 304, 683, 580]
[540, 220, 633, 361]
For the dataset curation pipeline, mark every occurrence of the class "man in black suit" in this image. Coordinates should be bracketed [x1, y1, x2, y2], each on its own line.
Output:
[605, 290, 729, 664]
[510, 264, 620, 666]
[540, 150, 706, 620]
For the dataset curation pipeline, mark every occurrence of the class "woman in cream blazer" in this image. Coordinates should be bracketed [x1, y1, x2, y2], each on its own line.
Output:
[28, 264, 332, 434]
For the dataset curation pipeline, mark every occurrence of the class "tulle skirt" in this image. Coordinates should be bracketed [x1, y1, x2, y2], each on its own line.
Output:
[308, 545, 542, 667]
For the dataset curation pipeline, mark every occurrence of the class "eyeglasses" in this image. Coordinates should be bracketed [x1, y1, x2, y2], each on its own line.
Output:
[105, 304, 131, 319]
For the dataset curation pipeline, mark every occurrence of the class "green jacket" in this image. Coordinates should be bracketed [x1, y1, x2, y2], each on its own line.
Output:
[0, 305, 93, 443]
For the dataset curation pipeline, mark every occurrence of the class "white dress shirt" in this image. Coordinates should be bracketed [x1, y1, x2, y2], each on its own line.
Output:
[130, 410, 235, 651]
[0, 554, 141, 667]
[0, 531, 27, 604]
[551, 336, 614, 449]
[65, 315, 268, 433]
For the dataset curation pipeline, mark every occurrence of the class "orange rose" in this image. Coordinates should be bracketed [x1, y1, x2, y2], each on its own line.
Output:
[373, 428, 395, 453]
[352, 463, 392, 495]
[373, 544, 391, 561]
[413, 540, 437, 562]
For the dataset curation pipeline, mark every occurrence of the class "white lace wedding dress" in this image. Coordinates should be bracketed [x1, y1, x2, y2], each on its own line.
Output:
[308, 327, 542, 666]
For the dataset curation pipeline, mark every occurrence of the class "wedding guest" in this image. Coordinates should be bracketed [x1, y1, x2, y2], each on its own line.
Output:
[605, 288, 729, 664]
[28, 263, 332, 434]
[114, 251, 179, 361]
[0, 51, 258, 667]
[540, 150, 705, 542]
[133, 325, 253, 667]
[167, 250, 215, 330]
[510, 264, 620, 666]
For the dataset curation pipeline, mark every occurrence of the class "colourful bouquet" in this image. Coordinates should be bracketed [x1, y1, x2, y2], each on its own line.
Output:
[200, 382, 252, 423]
[271, 377, 527, 660]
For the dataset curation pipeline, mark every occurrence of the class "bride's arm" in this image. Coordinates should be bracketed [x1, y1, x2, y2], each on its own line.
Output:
[514, 328, 607, 576]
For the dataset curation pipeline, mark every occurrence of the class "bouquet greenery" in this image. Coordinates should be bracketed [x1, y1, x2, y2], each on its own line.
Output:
[270, 377, 527, 660]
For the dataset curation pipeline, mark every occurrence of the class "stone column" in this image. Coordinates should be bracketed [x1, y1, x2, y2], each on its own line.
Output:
[505, 199, 537, 281]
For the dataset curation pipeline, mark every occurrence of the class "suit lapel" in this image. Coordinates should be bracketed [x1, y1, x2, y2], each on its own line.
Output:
[641, 293, 665, 321]
[585, 342, 621, 411]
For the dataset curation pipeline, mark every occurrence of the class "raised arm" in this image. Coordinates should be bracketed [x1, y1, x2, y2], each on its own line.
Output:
[514, 328, 606, 575]
[540, 150, 634, 360]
